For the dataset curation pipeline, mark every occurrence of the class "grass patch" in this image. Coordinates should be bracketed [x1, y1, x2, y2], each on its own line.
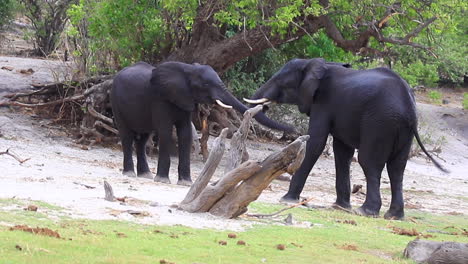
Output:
[463, 93, 468, 109]
[427, 90, 442, 104]
[0, 200, 467, 264]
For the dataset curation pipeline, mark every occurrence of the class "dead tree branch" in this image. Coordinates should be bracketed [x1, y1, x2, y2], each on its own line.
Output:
[224, 105, 263, 174]
[246, 197, 314, 218]
[180, 106, 309, 218]
[0, 148, 30, 164]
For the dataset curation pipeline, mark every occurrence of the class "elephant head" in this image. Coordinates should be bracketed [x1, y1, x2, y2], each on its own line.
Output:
[150, 61, 295, 132]
[246, 58, 351, 115]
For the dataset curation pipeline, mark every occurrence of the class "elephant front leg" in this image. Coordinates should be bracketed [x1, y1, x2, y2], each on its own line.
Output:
[282, 132, 328, 203]
[175, 118, 193, 186]
[332, 137, 354, 210]
[154, 124, 172, 184]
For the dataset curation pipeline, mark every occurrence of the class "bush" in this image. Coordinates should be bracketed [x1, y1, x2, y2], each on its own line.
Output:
[393, 60, 439, 88]
[0, 0, 15, 28]
[224, 49, 286, 99]
[427, 90, 442, 104]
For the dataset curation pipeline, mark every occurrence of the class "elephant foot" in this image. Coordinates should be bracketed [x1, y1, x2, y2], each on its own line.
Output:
[123, 171, 136, 177]
[384, 210, 404, 220]
[332, 202, 353, 213]
[137, 172, 154, 180]
[154, 175, 171, 184]
[353, 206, 379, 218]
[279, 195, 300, 204]
[177, 179, 192, 186]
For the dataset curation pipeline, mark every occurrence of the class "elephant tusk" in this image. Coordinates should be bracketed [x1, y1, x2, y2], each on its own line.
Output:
[216, 99, 232, 109]
[243, 98, 270, 104]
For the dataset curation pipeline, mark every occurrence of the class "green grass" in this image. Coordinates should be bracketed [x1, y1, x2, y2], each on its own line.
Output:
[463, 93, 468, 109]
[1, 199, 467, 264]
[427, 90, 442, 104]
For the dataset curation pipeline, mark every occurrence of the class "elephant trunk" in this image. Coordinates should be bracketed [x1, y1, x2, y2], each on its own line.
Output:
[217, 87, 295, 133]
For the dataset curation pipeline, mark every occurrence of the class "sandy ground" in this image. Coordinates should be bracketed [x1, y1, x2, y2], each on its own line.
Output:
[0, 56, 73, 99]
[0, 56, 467, 231]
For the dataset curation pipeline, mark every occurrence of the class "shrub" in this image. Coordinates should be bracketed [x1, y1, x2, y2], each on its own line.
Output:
[393, 60, 439, 88]
[0, 0, 15, 28]
[427, 90, 442, 104]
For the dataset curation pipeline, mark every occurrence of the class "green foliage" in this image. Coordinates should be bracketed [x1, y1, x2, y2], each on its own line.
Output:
[224, 49, 287, 99]
[393, 60, 439, 87]
[19, 0, 76, 56]
[68, 0, 168, 71]
[463, 93, 468, 110]
[0, 0, 15, 27]
[427, 90, 442, 103]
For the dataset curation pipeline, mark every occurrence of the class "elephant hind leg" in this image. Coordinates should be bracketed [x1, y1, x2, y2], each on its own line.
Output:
[332, 137, 355, 210]
[384, 142, 411, 220]
[135, 133, 153, 179]
[355, 141, 389, 217]
[120, 130, 136, 177]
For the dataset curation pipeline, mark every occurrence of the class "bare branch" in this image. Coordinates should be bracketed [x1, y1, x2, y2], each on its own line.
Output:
[246, 197, 314, 218]
[0, 94, 84, 107]
[0, 149, 30, 164]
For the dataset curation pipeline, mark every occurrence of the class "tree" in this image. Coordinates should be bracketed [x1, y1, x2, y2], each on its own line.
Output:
[20, 0, 77, 56]
[70, 0, 463, 74]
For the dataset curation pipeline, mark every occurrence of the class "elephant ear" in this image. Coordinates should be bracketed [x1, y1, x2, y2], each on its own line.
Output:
[297, 58, 327, 114]
[150, 63, 195, 112]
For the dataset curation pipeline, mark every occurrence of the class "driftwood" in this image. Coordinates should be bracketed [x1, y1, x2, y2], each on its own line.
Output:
[181, 128, 229, 206]
[246, 197, 313, 218]
[180, 105, 309, 218]
[0, 148, 30, 164]
[191, 122, 201, 159]
[224, 105, 263, 174]
[104, 180, 115, 202]
[404, 239, 468, 264]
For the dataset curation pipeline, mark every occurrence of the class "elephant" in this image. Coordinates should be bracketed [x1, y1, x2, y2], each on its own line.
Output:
[245, 58, 447, 219]
[111, 61, 292, 186]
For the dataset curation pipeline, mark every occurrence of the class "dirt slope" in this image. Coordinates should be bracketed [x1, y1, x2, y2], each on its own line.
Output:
[0, 57, 467, 231]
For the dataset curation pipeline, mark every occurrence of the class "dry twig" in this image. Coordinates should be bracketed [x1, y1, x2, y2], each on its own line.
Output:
[246, 197, 314, 218]
[0, 148, 30, 164]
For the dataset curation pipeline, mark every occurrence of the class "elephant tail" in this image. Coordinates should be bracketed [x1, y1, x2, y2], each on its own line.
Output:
[413, 127, 449, 173]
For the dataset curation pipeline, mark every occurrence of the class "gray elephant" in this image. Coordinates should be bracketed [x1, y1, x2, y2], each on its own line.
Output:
[246, 58, 447, 219]
[111, 61, 292, 185]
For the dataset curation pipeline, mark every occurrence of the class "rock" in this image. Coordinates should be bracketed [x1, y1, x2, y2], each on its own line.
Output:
[442, 99, 450, 104]
[25, 205, 38, 211]
[351, 184, 363, 194]
[404, 239, 468, 264]
[1, 66, 14, 71]
[276, 173, 292, 182]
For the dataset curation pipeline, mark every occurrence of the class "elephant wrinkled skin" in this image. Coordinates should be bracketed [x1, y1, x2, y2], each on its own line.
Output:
[111, 61, 292, 186]
[248, 58, 447, 220]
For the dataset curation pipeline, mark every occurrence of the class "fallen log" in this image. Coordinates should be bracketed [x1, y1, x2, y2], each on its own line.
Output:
[180, 105, 309, 219]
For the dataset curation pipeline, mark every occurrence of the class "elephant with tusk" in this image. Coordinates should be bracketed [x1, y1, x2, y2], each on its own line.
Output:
[111, 61, 293, 186]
